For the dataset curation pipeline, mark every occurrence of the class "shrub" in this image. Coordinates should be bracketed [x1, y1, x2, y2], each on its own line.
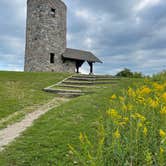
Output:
[116, 68, 143, 78]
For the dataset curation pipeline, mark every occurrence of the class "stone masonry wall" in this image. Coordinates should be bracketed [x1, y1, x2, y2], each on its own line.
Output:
[25, 0, 75, 72]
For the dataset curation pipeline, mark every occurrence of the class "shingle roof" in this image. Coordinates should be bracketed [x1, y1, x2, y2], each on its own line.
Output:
[62, 48, 102, 63]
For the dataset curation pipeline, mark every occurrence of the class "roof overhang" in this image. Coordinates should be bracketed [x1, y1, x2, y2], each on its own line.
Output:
[62, 48, 102, 63]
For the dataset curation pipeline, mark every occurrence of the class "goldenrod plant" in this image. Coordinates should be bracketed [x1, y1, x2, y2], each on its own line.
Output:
[70, 72, 166, 165]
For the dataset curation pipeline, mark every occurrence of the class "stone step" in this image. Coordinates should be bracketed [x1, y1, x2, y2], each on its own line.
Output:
[69, 77, 120, 81]
[57, 92, 85, 98]
[44, 74, 120, 98]
[73, 74, 115, 78]
[59, 84, 109, 90]
[62, 81, 118, 85]
[44, 88, 83, 94]
[62, 81, 95, 85]
[58, 84, 94, 89]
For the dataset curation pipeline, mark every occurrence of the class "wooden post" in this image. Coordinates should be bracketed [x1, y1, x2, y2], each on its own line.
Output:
[76, 65, 79, 73]
[88, 62, 93, 75]
[76, 60, 85, 73]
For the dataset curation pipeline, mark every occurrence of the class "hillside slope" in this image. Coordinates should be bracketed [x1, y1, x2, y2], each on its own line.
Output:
[0, 71, 70, 120]
[0, 76, 133, 165]
[1, 72, 165, 165]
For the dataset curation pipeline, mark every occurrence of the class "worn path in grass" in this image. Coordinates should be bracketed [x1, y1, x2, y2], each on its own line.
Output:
[0, 97, 70, 151]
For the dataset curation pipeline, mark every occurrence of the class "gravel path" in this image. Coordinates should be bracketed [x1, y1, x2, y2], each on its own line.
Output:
[0, 97, 69, 151]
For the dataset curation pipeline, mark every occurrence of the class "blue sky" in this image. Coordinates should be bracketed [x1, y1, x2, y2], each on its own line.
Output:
[0, 0, 166, 75]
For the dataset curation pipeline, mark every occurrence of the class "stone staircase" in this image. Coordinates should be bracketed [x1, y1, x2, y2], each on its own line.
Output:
[44, 74, 121, 97]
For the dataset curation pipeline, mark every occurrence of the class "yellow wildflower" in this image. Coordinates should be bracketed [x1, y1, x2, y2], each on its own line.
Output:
[68, 144, 75, 153]
[153, 82, 164, 91]
[160, 107, 166, 115]
[162, 92, 166, 102]
[114, 129, 121, 139]
[127, 104, 134, 111]
[143, 127, 148, 136]
[123, 117, 129, 123]
[138, 122, 143, 128]
[127, 88, 136, 97]
[122, 104, 133, 111]
[160, 147, 164, 154]
[131, 114, 136, 119]
[140, 86, 151, 95]
[118, 122, 126, 126]
[136, 96, 145, 104]
[150, 100, 159, 108]
[107, 109, 117, 116]
[159, 129, 166, 138]
[79, 133, 84, 143]
[122, 104, 127, 112]
[119, 96, 125, 102]
[148, 98, 159, 108]
[110, 94, 117, 100]
[135, 113, 146, 121]
[164, 82, 166, 88]
[106, 109, 122, 119]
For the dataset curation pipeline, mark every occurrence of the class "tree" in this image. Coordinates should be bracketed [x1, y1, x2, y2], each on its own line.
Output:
[116, 68, 133, 77]
[116, 68, 143, 78]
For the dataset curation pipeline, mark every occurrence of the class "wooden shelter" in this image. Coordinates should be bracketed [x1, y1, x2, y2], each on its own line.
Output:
[62, 48, 102, 74]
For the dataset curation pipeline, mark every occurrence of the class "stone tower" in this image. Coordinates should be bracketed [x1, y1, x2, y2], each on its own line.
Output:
[25, 0, 75, 72]
[24, 0, 102, 73]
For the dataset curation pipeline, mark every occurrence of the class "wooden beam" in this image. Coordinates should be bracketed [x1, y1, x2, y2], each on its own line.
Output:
[88, 62, 93, 75]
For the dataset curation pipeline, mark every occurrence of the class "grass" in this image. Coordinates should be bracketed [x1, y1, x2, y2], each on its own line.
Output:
[0, 77, 140, 165]
[1, 71, 165, 165]
[0, 95, 105, 165]
[0, 71, 70, 121]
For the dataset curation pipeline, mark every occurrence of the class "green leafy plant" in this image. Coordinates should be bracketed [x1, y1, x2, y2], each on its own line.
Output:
[116, 68, 143, 78]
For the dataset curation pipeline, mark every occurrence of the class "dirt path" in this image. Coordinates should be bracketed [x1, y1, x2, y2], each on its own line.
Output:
[0, 97, 70, 151]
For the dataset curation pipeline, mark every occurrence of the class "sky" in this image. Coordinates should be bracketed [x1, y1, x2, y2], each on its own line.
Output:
[0, 0, 166, 75]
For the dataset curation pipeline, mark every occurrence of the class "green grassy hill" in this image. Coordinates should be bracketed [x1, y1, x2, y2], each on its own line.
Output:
[0, 71, 134, 165]
[0, 71, 165, 165]
[0, 71, 70, 120]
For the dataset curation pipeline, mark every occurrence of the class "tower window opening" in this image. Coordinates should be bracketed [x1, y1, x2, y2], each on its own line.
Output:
[50, 53, 55, 63]
[51, 8, 56, 17]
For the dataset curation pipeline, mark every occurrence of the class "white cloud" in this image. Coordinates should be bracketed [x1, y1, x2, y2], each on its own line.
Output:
[75, 9, 99, 24]
[84, 37, 93, 49]
[0, 64, 23, 71]
[0, 35, 25, 54]
[14, 1, 26, 22]
[135, 17, 141, 24]
[134, 0, 161, 12]
[2, 0, 26, 22]
[1, 36, 23, 48]
[0, 35, 24, 70]
[67, 33, 72, 42]
[75, 9, 89, 19]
